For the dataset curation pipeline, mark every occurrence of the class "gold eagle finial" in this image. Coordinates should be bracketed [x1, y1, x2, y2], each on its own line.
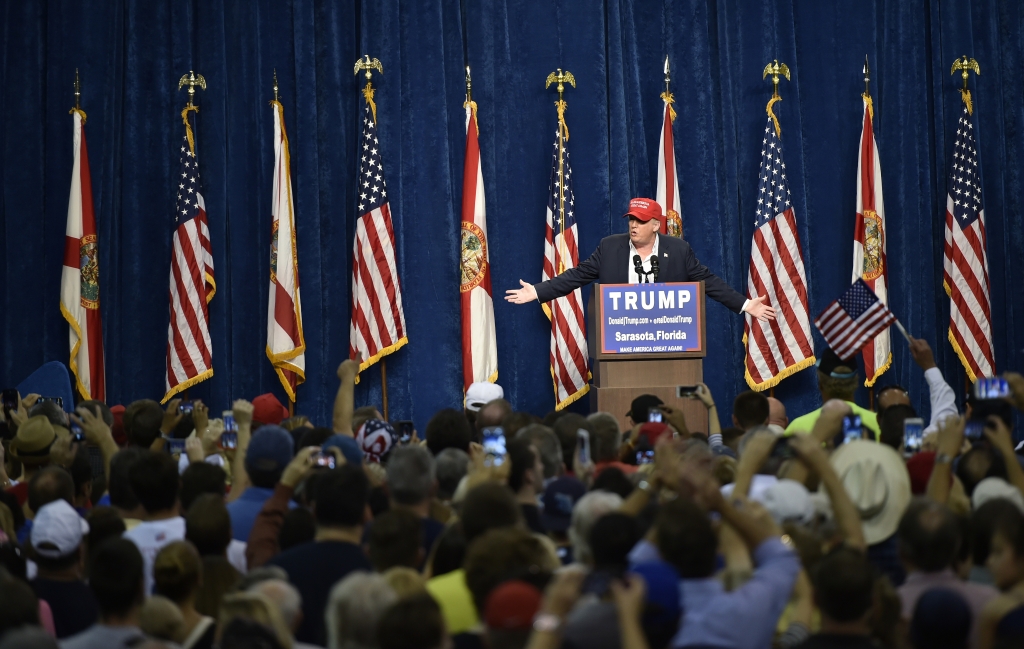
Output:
[951, 56, 980, 90]
[354, 55, 384, 81]
[545, 69, 576, 96]
[762, 60, 790, 97]
[177, 70, 207, 108]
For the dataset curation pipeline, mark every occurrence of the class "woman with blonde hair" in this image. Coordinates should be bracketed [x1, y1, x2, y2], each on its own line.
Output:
[216, 591, 294, 649]
[153, 540, 216, 649]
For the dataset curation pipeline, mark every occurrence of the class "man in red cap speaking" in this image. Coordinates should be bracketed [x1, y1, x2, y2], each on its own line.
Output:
[505, 197, 776, 321]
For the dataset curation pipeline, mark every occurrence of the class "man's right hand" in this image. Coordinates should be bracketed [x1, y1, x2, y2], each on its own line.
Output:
[936, 415, 966, 458]
[504, 280, 538, 304]
[281, 446, 321, 488]
[909, 336, 937, 371]
[73, 405, 114, 447]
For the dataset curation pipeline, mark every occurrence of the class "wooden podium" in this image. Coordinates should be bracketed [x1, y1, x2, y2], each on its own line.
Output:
[587, 282, 708, 433]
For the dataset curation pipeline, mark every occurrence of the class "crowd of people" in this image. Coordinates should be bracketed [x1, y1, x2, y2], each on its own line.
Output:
[1, 338, 1024, 649]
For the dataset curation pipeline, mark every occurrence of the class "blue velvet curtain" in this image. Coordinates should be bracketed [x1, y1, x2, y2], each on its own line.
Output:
[2, 0, 1022, 430]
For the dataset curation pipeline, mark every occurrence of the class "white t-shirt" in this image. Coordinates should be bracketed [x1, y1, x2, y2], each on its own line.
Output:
[227, 539, 248, 574]
[123, 516, 186, 595]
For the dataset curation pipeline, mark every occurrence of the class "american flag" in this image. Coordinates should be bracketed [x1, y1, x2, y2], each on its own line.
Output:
[944, 100, 994, 380]
[743, 117, 815, 390]
[349, 99, 407, 371]
[164, 110, 215, 402]
[814, 279, 896, 361]
[542, 122, 590, 409]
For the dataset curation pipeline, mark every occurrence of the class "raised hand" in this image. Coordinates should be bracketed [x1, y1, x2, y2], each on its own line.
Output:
[161, 399, 184, 434]
[337, 359, 360, 380]
[504, 280, 538, 304]
[72, 405, 114, 447]
[185, 436, 205, 464]
[232, 399, 254, 427]
[1005, 372, 1024, 411]
[743, 295, 777, 322]
[191, 400, 209, 436]
[909, 336, 937, 370]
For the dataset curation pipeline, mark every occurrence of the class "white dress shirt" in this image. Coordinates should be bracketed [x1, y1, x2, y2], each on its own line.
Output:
[626, 234, 751, 311]
[627, 237, 659, 284]
[923, 367, 959, 435]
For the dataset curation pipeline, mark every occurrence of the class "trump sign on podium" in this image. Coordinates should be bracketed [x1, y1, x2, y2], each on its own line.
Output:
[597, 282, 704, 355]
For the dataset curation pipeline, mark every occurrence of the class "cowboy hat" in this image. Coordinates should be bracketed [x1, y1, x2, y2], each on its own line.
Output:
[9, 415, 57, 466]
[830, 440, 911, 545]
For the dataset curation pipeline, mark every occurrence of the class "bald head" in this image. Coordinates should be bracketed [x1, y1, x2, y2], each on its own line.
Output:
[767, 397, 788, 428]
[249, 578, 303, 632]
[476, 399, 512, 432]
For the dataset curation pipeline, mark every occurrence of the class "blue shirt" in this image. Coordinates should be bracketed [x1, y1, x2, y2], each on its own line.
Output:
[623, 536, 800, 649]
[225, 487, 293, 542]
[672, 538, 799, 649]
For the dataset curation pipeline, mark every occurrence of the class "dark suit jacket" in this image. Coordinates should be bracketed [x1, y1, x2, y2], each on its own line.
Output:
[534, 233, 746, 313]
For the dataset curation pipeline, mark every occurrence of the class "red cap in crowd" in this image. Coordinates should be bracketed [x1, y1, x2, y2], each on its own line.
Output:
[624, 197, 663, 223]
[638, 422, 672, 446]
[484, 580, 542, 630]
[252, 393, 289, 425]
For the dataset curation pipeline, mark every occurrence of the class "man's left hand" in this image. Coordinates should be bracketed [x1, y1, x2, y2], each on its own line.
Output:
[743, 295, 777, 322]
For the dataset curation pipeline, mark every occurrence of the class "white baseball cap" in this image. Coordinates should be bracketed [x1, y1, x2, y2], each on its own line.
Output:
[465, 382, 504, 412]
[30, 500, 89, 558]
[972, 477, 1024, 513]
[760, 479, 815, 525]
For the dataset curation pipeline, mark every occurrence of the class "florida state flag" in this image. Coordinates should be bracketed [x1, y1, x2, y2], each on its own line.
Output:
[267, 100, 305, 400]
[460, 101, 498, 391]
[61, 108, 105, 401]
[851, 94, 890, 386]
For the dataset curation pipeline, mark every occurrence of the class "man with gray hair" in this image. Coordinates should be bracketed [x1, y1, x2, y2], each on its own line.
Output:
[386, 445, 446, 562]
[435, 448, 470, 503]
[587, 412, 637, 476]
[247, 579, 320, 649]
[325, 572, 397, 649]
[569, 490, 624, 565]
[515, 424, 563, 484]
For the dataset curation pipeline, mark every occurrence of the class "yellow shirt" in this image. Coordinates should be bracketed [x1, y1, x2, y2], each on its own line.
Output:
[785, 401, 880, 440]
[426, 569, 478, 634]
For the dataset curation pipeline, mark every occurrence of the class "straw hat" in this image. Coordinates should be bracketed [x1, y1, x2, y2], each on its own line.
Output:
[9, 415, 57, 466]
[830, 440, 911, 545]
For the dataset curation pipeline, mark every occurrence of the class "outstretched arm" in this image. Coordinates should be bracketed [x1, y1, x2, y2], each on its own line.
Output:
[508, 244, 602, 304]
[683, 245, 775, 320]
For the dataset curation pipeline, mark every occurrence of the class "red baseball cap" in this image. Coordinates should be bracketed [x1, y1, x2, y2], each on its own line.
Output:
[252, 393, 289, 426]
[484, 580, 542, 630]
[624, 197, 663, 222]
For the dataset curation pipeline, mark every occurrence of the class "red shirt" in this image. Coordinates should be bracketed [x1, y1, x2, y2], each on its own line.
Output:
[6, 481, 29, 506]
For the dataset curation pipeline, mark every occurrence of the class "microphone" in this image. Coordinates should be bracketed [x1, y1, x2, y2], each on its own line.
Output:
[633, 255, 646, 283]
[649, 257, 660, 283]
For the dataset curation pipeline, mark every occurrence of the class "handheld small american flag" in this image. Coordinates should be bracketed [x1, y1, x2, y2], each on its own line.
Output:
[814, 279, 897, 361]
[852, 94, 891, 387]
[944, 97, 994, 380]
[542, 120, 590, 409]
[743, 115, 815, 390]
[349, 92, 407, 371]
[164, 108, 215, 402]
